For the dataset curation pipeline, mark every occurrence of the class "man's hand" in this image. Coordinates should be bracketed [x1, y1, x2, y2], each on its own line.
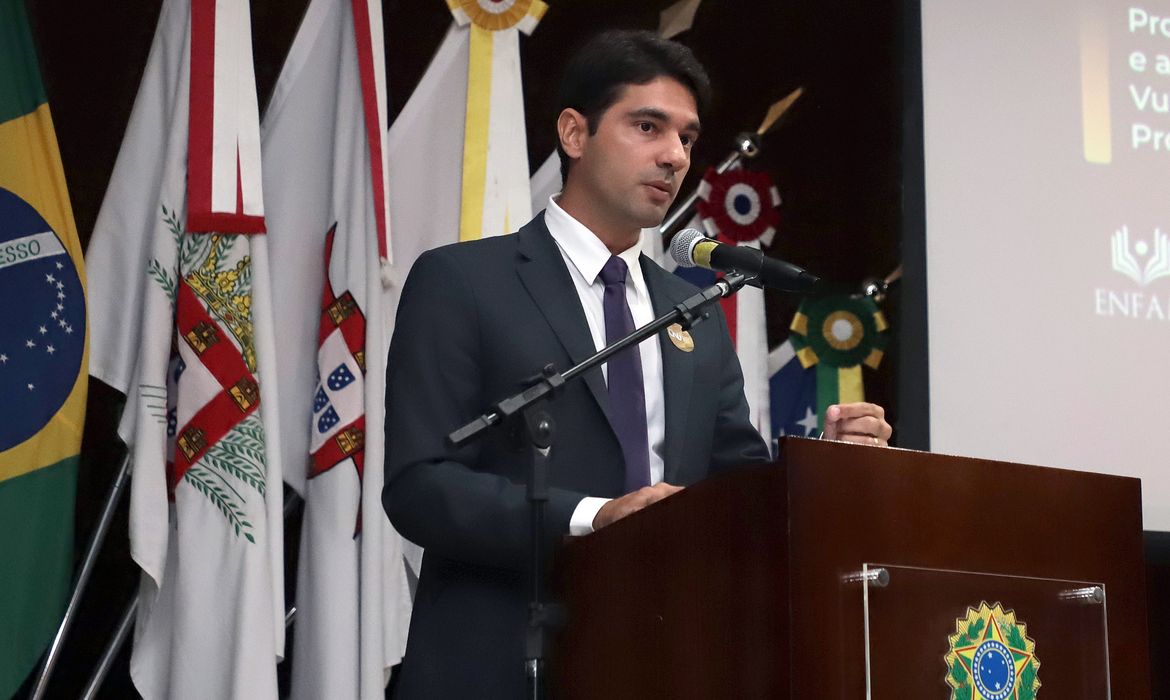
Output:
[822, 402, 893, 447]
[592, 483, 683, 530]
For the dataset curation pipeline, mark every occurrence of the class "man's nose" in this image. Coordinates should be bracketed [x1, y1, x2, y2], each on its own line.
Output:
[658, 134, 688, 172]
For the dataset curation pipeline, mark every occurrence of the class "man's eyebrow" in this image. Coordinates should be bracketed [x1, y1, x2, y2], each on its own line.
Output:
[626, 107, 702, 134]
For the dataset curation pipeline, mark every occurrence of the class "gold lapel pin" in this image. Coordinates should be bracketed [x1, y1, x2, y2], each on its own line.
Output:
[666, 323, 694, 352]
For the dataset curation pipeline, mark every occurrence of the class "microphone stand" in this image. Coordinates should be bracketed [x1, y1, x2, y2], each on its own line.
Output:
[447, 271, 751, 700]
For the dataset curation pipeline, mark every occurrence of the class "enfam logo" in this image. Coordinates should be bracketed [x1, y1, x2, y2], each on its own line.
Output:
[1110, 226, 1170, 286]
[1096, 225, 1170, 321]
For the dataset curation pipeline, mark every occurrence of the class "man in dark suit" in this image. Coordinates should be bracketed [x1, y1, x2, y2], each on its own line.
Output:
[383, 30, 892, 698]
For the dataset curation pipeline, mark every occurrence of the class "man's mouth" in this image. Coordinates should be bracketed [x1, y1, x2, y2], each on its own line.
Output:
[645, 181, 673, 196]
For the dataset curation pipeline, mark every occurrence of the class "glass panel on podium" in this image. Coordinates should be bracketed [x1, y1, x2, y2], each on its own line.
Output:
[852, 563, 1110, 698]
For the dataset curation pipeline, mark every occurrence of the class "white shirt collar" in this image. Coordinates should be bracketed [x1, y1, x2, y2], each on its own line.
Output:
[544, 195, 647, 293]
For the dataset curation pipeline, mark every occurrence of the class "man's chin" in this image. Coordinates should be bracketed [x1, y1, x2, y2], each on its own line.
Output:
[633, 205, 671, 231]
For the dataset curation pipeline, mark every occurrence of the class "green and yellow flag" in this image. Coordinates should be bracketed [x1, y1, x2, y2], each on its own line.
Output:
[0, 0, 88, 694]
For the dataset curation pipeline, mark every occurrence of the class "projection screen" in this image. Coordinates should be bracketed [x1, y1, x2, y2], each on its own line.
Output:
[921, 0, 1170, 531]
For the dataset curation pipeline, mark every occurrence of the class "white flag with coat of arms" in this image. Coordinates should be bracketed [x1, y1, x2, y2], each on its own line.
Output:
[260, 0, 411, 696]
[84, 0, 285, 697]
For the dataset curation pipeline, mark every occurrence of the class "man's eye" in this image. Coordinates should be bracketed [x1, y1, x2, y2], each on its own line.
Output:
[680, 135, 692, 146]
[638, 122, 654, 133]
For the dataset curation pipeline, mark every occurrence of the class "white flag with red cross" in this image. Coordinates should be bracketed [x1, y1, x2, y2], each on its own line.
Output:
[85, 0, 285, 697]
[260, 0, 411, 696]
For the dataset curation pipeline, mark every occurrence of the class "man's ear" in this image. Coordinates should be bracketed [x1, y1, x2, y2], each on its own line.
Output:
[557, 108, 588, 160]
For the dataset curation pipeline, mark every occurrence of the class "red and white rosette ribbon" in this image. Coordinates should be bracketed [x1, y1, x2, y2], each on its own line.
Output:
[695, 167, 781, 245]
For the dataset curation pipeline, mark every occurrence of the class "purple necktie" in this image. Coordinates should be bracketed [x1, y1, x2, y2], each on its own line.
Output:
[598, 256, 651, 493]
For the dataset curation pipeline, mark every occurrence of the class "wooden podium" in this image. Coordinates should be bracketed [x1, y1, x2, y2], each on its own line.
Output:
[551, 437, 1151, 698]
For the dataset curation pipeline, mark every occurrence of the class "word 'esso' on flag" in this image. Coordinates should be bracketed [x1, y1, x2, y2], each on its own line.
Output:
[695, 167, 781, 244]
[789, 294, 888, 428]
[0, 3, 88, 692]
[0, 189, 85, 452]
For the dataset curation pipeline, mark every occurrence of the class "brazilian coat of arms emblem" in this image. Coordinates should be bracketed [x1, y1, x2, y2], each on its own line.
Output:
[944, 601, 1040, 700]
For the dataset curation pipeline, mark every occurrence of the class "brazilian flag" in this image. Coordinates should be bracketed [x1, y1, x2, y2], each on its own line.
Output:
[0, 0, 88, 695]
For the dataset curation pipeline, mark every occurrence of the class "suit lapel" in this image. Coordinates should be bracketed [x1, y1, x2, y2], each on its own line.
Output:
[642, 257, 694, 484]
[514, 216, 614, 428]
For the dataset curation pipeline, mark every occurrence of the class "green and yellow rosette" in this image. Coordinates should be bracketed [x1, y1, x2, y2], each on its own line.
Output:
[788, 294, 887, 430]
[944, 602, 1041, 700]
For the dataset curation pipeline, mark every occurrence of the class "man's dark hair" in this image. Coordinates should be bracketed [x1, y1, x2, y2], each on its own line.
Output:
[555, 29, 713, 182]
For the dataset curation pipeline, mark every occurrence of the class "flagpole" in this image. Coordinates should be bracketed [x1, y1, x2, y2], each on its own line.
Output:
[80, 600, 303, 699]
[657, 87, 804, 239]
[29, 452, 131, 700]
[78, 591, 302, 699]
[78, 597, 137, 700]
[860, 264, 903, 302]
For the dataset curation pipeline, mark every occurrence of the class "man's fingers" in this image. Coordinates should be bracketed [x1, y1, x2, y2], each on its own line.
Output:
[833, 416, 888, 439]
[651, 482, 684, 497]
[822, 405, 840, 440]
[827, 402, 885, 421]
[634, 483, 683, 507]
[836, 433, 888, 447]
[822, 403, 893, 444]
[598, 483, 684, 529]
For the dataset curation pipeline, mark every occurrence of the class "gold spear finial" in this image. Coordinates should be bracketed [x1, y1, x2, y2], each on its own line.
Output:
[658, 0, 702, 39]
[883, 264, 903, 286]
[757, 87, 804, 136]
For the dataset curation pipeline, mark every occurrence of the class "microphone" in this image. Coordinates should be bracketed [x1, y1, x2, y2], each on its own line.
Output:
[669, 228, 819, 292]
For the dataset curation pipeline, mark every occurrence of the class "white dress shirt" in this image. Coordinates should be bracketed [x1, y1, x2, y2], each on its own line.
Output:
[543, 197, 666, 535]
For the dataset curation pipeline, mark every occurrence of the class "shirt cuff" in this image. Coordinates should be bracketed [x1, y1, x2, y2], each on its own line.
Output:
[569, 496, 611, 536]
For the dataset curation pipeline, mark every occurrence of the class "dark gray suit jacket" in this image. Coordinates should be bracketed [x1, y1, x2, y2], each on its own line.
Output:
[383, 214, 770, 698]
